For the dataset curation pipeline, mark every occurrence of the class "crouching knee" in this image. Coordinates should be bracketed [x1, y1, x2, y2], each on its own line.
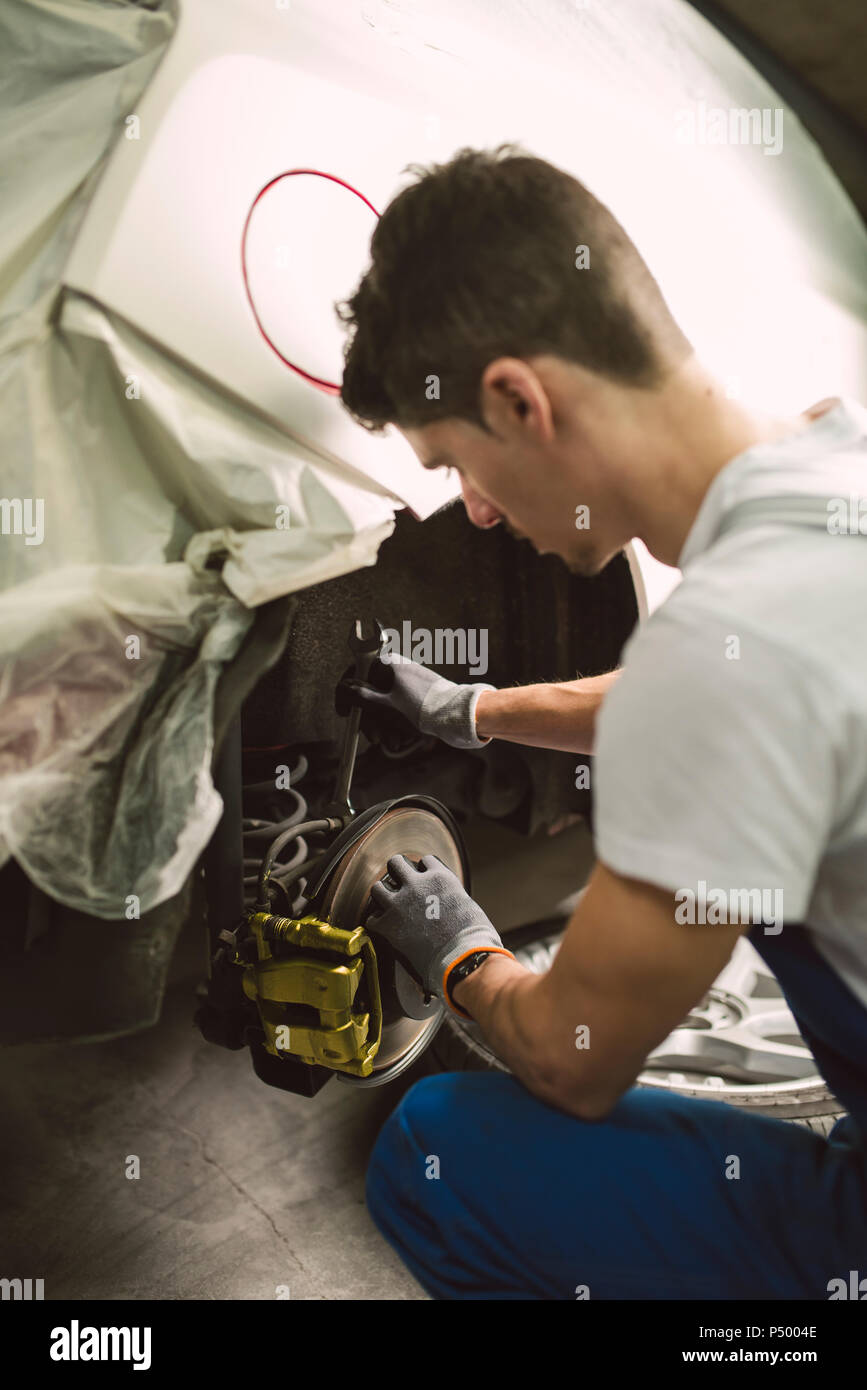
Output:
[366, 1074, 458, 1206]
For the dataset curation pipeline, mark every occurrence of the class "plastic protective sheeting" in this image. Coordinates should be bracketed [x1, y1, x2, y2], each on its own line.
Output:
[2, 0, 867, 921]
[0, 1, 401, 918]
[0, 564, 251, 917]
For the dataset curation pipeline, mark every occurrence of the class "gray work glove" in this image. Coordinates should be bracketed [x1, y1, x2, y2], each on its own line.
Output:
[342, 654, 495, 750]
[365, 853, 514, 1016]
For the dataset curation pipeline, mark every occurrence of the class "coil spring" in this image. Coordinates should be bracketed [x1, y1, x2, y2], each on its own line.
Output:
[242, 755, 327, 915]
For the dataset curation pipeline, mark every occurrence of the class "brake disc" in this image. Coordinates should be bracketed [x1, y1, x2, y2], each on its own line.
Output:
[317, 804, 466, 1087]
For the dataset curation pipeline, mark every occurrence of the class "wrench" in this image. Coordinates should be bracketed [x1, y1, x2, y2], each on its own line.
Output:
[326, 617, 384, 822]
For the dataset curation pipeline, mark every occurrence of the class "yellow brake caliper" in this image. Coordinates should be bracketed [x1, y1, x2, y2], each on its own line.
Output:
[238, 913, 382, 1078]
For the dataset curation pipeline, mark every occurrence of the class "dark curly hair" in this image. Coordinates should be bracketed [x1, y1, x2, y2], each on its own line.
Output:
[338, 143, 691, 434]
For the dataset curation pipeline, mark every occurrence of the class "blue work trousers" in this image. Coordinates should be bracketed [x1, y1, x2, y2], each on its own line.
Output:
[366, 1072, 867, 1299]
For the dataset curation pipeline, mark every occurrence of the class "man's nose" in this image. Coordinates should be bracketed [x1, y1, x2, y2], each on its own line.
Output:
[460, 477, 501, 529]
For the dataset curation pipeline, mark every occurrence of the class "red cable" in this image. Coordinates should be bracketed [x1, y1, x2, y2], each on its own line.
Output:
[240, 169, 379, 395]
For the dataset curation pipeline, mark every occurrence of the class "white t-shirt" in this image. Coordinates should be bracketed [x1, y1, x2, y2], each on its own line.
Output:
[594, 396, 867, 1007]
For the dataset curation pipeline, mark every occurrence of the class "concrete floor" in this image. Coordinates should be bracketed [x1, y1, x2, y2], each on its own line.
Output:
[0, 821, 591, 1300]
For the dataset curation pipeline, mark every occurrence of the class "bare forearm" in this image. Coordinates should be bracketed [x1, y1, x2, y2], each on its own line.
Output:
[451, 954, 604, 1119]
[474, 670, 620, 754]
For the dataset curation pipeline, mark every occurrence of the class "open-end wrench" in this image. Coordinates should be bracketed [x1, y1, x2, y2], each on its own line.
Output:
[326, 618, 385, 822]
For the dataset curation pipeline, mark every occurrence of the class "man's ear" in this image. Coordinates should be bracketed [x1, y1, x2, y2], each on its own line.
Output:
[480, 357, 551, 441]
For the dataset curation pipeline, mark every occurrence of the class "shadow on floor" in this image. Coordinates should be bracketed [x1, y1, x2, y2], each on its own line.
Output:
[0, 911, 432, 1301]
[0, 821, 590, 1299]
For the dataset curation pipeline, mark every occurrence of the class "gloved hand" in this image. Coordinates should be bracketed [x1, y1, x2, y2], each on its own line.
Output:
[339, 654, 496, 750]
[365, 853, 514, 1017]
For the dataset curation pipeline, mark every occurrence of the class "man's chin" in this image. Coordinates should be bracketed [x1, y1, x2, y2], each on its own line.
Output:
[529, 539, 609, 577]
[564, 547, 611, 577]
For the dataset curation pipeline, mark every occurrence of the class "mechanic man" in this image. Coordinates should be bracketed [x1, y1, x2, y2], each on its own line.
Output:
[337, 145, 867, 1299]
